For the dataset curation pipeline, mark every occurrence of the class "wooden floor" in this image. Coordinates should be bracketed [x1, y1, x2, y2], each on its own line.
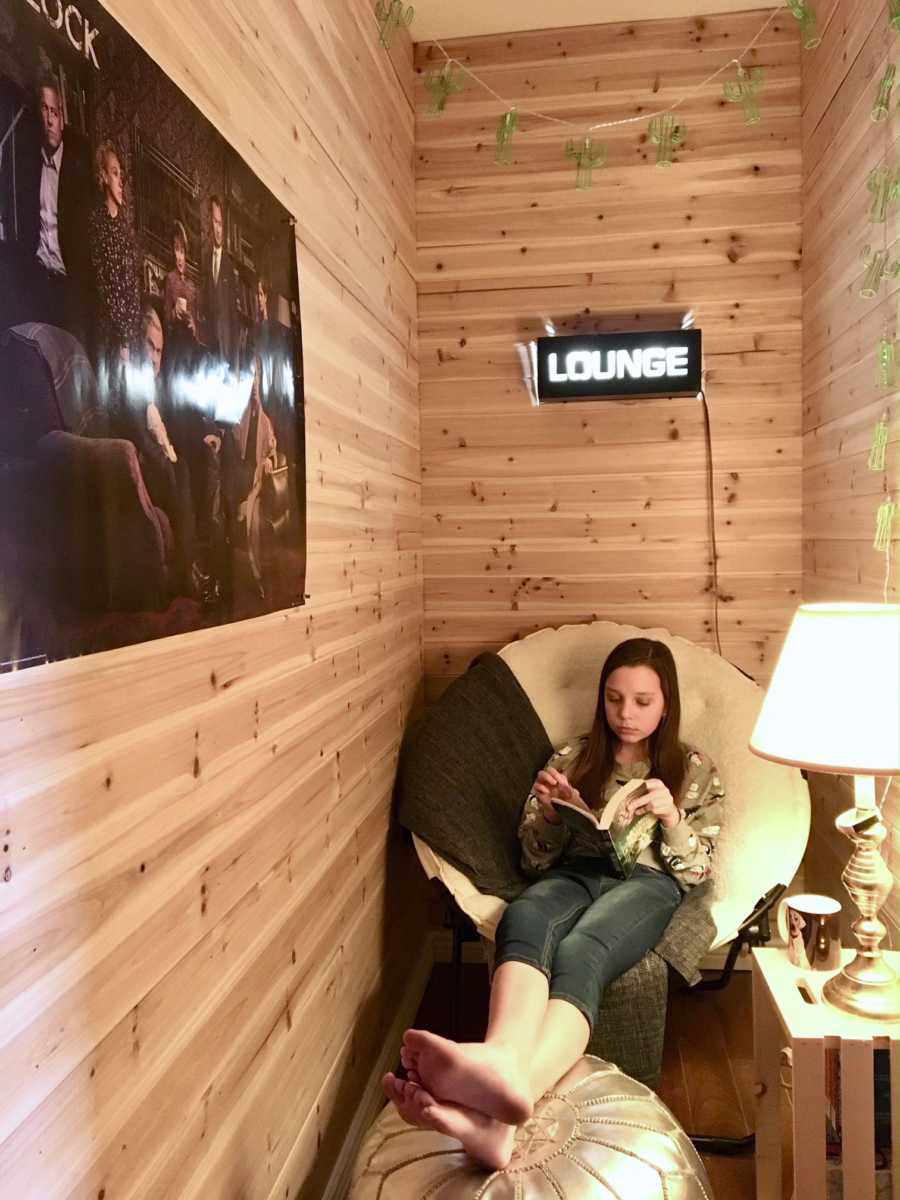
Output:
[412, 961, 795, 1199]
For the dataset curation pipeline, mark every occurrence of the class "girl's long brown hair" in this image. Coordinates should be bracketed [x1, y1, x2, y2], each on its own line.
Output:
[569, 638, 686, 807]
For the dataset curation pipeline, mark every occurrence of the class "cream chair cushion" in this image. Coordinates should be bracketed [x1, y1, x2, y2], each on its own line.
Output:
[413, 834, 506, 940]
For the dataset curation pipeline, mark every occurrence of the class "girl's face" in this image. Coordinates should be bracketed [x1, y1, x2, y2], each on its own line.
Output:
[604, 665, 666, 747]
[174, 240, 186, 274]
[103, 153, 124, 208]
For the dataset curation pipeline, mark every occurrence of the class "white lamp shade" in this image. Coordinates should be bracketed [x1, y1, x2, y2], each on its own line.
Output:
[750, 603, 900, 774]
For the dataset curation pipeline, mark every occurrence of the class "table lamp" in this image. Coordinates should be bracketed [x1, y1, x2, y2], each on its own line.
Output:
[749, 602, 900, 1021]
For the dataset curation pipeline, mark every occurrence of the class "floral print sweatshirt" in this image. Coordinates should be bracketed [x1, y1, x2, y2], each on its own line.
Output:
[518, 737, 725, 892]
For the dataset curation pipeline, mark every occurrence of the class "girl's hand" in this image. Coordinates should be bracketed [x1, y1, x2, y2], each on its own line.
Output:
[532, 767, 585, 824]
[622, 778, 680, 829]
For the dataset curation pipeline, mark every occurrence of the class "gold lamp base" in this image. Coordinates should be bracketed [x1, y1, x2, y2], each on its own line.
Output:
[821, 801, 899, 1022]
[823, 952, 900, 1021]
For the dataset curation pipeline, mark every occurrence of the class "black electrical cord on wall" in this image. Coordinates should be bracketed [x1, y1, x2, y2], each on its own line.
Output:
[697, 388, 723, 658]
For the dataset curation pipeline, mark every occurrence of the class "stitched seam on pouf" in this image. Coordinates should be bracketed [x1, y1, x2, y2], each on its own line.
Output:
[473, 1170, 503, 1200]
[367, 1150, 467, 1200]
[576, 1134, 709, 1198]
[560, 1151, 627, 1199]
[534, 1166, 565, 1198]
[360, 1127, 448, 1171]
[571, 1091, 653, 1108]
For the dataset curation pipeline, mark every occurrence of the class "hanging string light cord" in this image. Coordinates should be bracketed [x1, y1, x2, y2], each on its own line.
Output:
[884, 501, 895, 602]
[431, 6, 782, 133]
[877, 57, 898, 606]
[698, 387, 724, 658]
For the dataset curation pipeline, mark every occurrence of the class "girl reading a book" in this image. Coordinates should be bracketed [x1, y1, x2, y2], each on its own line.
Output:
[384, 637, 725, 1168]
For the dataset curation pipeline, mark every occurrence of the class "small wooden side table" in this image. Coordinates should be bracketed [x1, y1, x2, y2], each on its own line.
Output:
[753, 947, 899, 1200]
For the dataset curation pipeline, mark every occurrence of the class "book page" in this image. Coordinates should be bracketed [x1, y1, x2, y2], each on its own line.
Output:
[551, 794, 601, 832]
[598, 779, 649, 831]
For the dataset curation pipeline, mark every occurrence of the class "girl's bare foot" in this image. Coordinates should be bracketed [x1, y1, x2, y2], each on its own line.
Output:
[402, 1029, 532, 1124]
[382, 1072, 431, 1127]
[382, 1072, 516, 1170]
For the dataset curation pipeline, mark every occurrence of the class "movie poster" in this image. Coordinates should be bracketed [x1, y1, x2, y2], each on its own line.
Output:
[0, 0, 306, 671]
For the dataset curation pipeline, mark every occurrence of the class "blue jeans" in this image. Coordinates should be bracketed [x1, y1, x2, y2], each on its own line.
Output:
[494, 861, 682, 1031]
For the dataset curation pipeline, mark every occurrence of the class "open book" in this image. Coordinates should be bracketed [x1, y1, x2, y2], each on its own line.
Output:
[551, 779, 658, 879]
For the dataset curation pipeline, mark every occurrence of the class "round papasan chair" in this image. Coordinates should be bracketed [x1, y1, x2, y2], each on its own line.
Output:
[398, 619, 811, 1085]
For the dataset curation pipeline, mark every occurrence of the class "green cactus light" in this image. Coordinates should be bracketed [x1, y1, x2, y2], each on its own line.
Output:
[877, 330, 897, 390]
[875, 497, 897, 552]
[787, 0, 822, 49]
[723, 64, 765, 124]
[375, 0, 413, 49]
[424, 61, 464, 115]
[869, 411, 890, 471]
[565, 136, 606, 188]
[872, 63, 896, 121]
[861, 245, 900, 298]
[868, 164, 900, 223]
[648, 114, 684, 167]
[496, 108, 519, 165]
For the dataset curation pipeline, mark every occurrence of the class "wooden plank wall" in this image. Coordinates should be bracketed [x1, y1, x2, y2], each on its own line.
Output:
[0, 3, 428, 1198]
[801, 0, 900, 941]
[415, 10, 803, 698]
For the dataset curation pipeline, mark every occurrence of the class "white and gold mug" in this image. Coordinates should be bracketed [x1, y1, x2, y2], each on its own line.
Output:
[777, 893, 842, 971]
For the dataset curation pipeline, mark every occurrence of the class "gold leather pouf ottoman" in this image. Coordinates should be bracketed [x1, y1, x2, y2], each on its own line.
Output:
[350, 1056, 714, 1199]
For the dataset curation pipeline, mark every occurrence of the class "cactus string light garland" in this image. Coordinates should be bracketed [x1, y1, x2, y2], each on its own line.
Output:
[398, 4, 819, 174]
[868, 403, 899, 596]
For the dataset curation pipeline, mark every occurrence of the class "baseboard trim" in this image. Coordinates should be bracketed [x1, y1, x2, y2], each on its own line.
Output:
[322, 942, 434, 1200]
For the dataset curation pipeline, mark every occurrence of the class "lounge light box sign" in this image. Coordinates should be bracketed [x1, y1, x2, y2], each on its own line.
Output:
[532, 330, 703, 403]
